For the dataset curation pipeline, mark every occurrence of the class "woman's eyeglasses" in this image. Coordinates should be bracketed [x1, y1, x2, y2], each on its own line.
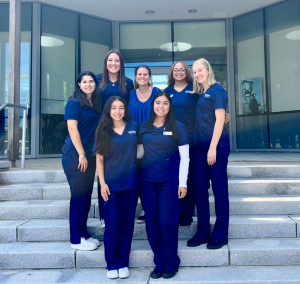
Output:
[173, 69, 186, 74]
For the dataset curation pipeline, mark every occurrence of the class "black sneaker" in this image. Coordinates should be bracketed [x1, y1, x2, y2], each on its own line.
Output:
[162, 270, 176, 279]
[136, 210, 145, 224]
[150, 269, 163, 279]
[187, 235, 209, 247]
[207, 237, 228, 249]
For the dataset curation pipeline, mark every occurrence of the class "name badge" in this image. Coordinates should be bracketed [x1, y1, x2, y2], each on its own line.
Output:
[170, 94, 174, 97]
[163, 131, 172, 135]
[204, 94, 210, 98]
[128, 130, 136, 134]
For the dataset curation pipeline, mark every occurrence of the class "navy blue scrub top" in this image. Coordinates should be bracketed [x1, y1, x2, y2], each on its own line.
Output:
[62, 98, 101, 156]
[194, 83, 230, 149]
[129, 87, 161, 125]
[138, 120, 189, 183]
[103, 120, 140, 191]
[95, 74, 134, 107]
[164, 82, 199, 144]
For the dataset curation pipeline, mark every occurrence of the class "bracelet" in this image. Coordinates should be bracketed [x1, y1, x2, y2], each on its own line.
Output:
[79, 154, 85, 158]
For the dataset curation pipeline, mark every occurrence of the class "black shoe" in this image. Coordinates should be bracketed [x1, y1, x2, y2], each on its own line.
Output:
[162, 270, 176, 279]
[150, 269, 163, 279]
[187, 235, 209, 247]
[207, 237, 228, 249]
[179, 217, 193, 226]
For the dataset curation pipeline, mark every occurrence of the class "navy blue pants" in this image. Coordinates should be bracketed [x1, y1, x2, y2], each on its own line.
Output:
[193, 146, 230, 241]
[179, 145, 196, 224]
[62, 154, 96, 244]
[143, 181, 181, 272]
[97, 180, 104, 220]
[102, 188, 138, 270]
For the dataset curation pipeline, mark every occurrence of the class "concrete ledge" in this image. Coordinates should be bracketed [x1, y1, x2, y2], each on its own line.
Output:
[0, 242, 75, 269]
[290, 216, 300, 238]
[76, 240, 228, 268]
[0, 220, 29, 242]
[0, 184, 43, 201]
[0, 161, 10, 171]
[229, 238, 300, 266]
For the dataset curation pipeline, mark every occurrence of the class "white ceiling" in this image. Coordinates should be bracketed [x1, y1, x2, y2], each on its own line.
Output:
[6, 0, 285, 21]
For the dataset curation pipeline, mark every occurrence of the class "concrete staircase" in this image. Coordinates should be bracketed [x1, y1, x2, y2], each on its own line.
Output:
[0, 163, 300, 284]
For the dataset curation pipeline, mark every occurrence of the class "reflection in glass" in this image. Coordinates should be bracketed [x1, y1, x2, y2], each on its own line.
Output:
[40, 5, 77, 154]
[266, 0, 300, 112]
[120, 22, 172, 63]
[236, 116, 268, 149]
[0, 3, 32, 156]
[270, 113, 300, 149]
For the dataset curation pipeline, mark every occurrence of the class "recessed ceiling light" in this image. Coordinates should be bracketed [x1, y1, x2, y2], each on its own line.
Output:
[160, 42, 192, 52]
[286, 30, 300, 40]
[213, 12, 227, 18]
[145, 10, 155, 15]
[188, 9, 197, 13]
[41, 36, 64, 47]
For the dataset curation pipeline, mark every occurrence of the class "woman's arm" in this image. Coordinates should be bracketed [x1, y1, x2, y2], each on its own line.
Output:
[67, 120, 88, 172]
[178, 144, 190, 199]
[96, 153, 110, 202]
[137, 144, 144, 159]
[207, 108, 225, 166]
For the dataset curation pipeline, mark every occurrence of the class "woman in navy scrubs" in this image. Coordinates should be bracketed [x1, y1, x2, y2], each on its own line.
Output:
[187, 58, 230, 250]
[94, 96, 139, 279]
[164, 61, 198, 226]
[61, 71, 102, 251]
[139, 91, 190, 279]
[95, 50, 134, 226]
[128, 65, 160, 223]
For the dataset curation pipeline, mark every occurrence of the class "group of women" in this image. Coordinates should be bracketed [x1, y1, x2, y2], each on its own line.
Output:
[61, 49, 230, 280]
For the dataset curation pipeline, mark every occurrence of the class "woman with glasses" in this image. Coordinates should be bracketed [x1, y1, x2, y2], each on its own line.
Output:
[95, 50, 134, 227]
[128, 65, 161, 223]
[164, 62, 198, 226]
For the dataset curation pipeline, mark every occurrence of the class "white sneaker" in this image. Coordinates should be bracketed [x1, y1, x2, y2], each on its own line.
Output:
[100, 219, 105, 228]
[70, 237, 97, 251]
[87, 237, 101, 247]
[118, 267, 130, 279]
[136, 210, 145, 224]
[106, 269, 118, 279]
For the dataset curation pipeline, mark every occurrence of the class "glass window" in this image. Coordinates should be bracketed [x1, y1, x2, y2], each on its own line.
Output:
[120, 22, 172, 64]
[236, 116, 269, 149]
[269, 112, 300, 149]
[0, 3, 32, 156]
[234, 10, 267, 116]
[266, 0, 300, 112]
[40, 5, 78, 154]
[80, 15, 112, 74]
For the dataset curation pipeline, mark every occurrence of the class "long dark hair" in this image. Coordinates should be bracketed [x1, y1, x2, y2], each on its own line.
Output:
[69, 71, 102, 113]
[94, 96, 131, 157]
[100, 50, 126, 94]
[134, 65, 152, 89]
[146, 91, 177, 139]
[168, 61, 193, 86]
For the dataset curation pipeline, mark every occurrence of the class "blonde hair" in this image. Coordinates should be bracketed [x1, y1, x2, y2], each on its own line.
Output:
[192, 58, 217, 94]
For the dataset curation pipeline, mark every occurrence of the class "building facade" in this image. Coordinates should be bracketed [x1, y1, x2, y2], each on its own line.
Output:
[0, 0, 299, 158]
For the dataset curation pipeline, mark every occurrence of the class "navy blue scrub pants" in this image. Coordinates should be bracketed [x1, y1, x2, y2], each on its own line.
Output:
[193, 146, 230, 241]
[102, 188, 138, 270]
[143, 181, 181, 272]
[97, 180, 104, 220]
[62, 154, 96, 244]
[179, 145, 195, 224]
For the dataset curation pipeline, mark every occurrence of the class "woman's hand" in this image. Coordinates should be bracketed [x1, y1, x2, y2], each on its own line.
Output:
[78, 156, 88, 172]
[101, 183, 110, 202]
[207, 147, 217, 166]
[225, 113, 230, 124]
[178, 187, 187, 199]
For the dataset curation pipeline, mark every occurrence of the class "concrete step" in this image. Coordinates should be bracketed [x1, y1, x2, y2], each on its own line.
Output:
[0, 215, 295, 243]
[1, 196, 300, 221]
[1, 164, 299, 184]
[1, 266, 299, 284]
[1, 179, 300, 201]
[0, 161, 10, 171]
[0, 239, 299, 270]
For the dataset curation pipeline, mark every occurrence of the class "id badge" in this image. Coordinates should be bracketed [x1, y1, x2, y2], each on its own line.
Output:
[163, 131, 172, 135]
